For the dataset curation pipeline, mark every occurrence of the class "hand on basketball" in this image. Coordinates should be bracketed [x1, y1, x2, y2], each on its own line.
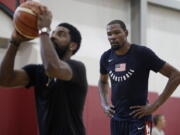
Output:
[103, 104, 115, 118]
[11, 29, 31, 43]
[37, 6, 52, 30]
[129, 104, 156, 119]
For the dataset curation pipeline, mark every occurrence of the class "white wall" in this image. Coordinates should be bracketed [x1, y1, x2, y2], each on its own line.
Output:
[147, 4, 180, 97]
[0, 10, 13, 38]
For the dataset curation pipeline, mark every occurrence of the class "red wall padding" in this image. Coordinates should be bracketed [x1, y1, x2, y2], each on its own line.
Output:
[0, 88, 38, 135]
[0, 86, 180, 135]
[0, 0, 16, 11]
[0, 0, 27, 10]
[148, 92, 180, 135]
[83, 86, 110, 135]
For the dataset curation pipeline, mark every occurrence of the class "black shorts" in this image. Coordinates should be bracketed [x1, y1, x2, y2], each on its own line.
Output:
[110, 119, 152, 135]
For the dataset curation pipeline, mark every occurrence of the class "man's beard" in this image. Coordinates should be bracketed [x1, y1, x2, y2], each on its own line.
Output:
[111, 42, 125, 51]
[52, 40, 69, 59]
[111, 44, 121, 50]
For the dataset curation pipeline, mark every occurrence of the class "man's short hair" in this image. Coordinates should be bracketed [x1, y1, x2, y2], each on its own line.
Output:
[108, 20, 127, 31]
[58, 23, 82, 55]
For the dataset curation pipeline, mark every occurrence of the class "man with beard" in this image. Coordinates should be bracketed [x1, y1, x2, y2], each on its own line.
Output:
[98, 20, 180, 135]
[0, 6, 87, 135]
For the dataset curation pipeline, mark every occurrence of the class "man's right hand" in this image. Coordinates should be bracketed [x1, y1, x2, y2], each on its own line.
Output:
[103, 104, 115, 118]
[10, 30, 30, 45]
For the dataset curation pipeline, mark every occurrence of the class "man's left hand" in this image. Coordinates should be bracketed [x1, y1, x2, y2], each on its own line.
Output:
[37, 6, 52, 30]
[129, 104, 156, 119]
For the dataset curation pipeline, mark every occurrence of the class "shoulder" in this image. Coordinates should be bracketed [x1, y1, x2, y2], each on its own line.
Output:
[66, 59, 85, 69]
[131, 44, 157, 58]
[100, 49, 112, 63]
[101, 49, 112, 58]
[66, 59, 86, 75]
[132, 44, 153, 53]
[67, 59, 87, 84]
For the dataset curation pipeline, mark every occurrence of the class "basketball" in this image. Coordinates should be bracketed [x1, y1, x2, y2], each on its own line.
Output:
[13, 1, 45, 39]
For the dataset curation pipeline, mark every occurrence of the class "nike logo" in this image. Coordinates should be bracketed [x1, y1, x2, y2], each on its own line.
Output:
[108, 59, 113, 62]
[137, 126, 144, 130]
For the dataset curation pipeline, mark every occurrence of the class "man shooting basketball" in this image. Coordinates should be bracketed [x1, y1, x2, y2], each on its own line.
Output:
[0, 6, 87, 135]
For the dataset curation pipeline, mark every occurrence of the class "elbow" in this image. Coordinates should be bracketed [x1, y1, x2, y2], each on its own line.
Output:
[99, 79, 108, 85]
[0, 80, 4, 86]
[98, 80, 103, 88]
[98, 79, 103, 87]
[0, 74, 4, 85]
[0, 79, 11, 87]
[169, 71, 180, 86]
[177, 71, 180, 85]
[0, 77, 2, 85]
[45, 63, 58, 77]
[0, 75, 11, 86]
[0, 71, 17, 87]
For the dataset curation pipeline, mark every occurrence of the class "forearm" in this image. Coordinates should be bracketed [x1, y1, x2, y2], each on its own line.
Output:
[98, 80, 110, 107]
[153, 72, 180, 110]
[40, 34, 60, 72]
[0, 43, 19, 84]
[40, 34, 72, 80]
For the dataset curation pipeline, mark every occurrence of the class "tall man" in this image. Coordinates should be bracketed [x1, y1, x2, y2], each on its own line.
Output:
[98, 20, 180, 135]
[0, 6, 87, 135]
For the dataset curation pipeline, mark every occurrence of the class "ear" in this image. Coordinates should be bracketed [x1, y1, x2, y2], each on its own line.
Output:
[69, 42, 78, 52]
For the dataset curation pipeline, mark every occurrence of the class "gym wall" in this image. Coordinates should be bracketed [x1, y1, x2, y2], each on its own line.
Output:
[0, 0, 180, 135]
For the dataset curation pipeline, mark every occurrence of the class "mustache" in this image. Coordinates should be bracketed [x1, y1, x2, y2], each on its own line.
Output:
[111, 42, 119, 46]
[110, 40, 119, 45]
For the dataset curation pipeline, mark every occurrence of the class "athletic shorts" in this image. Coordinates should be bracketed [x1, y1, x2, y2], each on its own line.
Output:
[111, 119, 152, 135]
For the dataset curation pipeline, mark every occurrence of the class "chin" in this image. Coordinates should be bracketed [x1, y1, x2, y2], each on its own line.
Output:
[111, 44, 123, 50]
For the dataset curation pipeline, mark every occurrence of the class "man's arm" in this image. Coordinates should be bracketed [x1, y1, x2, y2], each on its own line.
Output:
[40, 35, 72, 80]
[130, 63, 180, 118]
[0, 31, 30, 87]
[98, 74, 115, 118]
[152, 63, 180, 109]
[38, 7, 72, 81]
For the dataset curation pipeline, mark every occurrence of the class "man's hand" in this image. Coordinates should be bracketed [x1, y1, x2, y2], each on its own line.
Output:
[103, 104, 115, 118]
[37, 6, 52, 30]
[11, 30, 30, 41]
[10, 30, 31, 46]
[129, 104, 156, 119]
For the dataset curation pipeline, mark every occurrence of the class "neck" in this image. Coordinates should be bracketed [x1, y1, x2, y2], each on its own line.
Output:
[115, 42, 131, 55]
[62, 51, 72, 60]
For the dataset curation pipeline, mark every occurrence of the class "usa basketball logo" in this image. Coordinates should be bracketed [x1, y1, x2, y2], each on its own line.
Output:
[0, 0, 28, 18]
[109, 62, 135, 82]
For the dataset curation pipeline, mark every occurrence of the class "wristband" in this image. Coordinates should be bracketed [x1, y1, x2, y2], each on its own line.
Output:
[39, 27, 50, 35]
